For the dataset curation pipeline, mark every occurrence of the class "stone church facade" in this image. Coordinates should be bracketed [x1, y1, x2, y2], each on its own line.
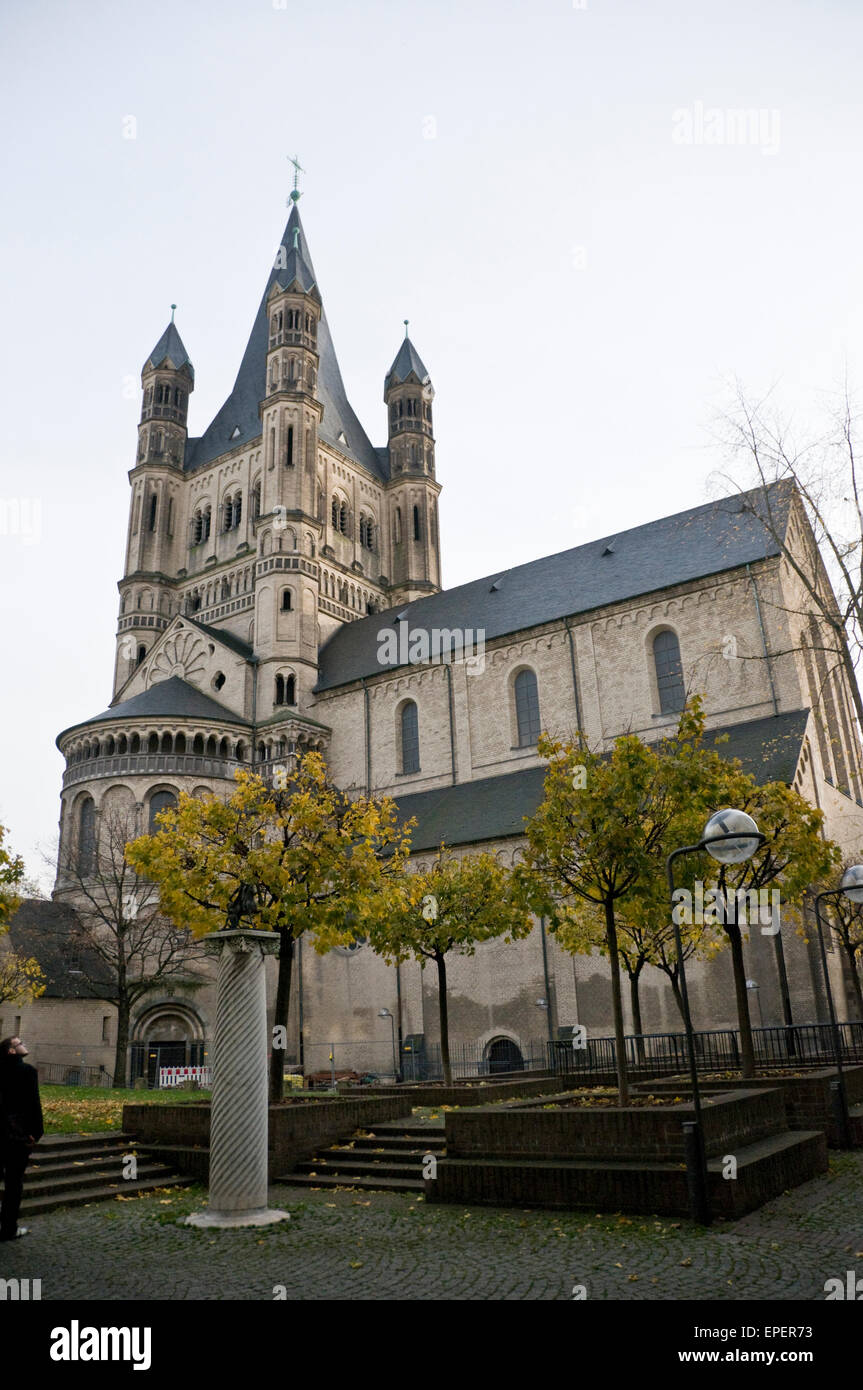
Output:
[10, 198, 863, 1082]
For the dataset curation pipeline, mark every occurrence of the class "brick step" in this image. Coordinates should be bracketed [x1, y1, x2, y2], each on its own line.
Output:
[351, 1136, 445, 1153]
[295, 1156, 429, 1181]
[28, 1144, 136, 1171]
[278, 1172, 423, 1193]
[5, 1161, 180, 1202]
[33, 1134, 131, 1155]
[361, 1125, 446, 1140]
[18, 1174, 193, 1216]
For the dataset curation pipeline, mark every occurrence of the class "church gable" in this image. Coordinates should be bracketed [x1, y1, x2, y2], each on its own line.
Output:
[113, 615, 250, 719]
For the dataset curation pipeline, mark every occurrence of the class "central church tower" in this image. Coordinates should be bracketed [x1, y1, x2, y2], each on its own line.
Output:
[54, 190, 444, 890]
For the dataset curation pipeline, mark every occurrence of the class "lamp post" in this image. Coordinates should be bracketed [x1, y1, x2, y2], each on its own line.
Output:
[745, 979, 763, 1029]
[811, 865, 863, 1149]
[667, 807, 764, 1225]
[378, 1007, 398, 1082]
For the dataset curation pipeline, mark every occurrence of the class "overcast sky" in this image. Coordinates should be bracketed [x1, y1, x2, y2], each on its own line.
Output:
[2, 0, 862, 888]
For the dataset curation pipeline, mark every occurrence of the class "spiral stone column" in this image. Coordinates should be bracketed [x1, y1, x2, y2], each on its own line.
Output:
[185, 929, 288, 1229]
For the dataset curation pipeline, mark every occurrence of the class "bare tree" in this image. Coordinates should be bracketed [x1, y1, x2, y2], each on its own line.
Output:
[820, 864, 863, 1021]
[716, 382, 863, 738]
[59, 805, 205, 1087]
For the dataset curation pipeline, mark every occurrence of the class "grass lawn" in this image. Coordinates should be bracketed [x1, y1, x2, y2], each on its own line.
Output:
[41, 1084, 212, 1134]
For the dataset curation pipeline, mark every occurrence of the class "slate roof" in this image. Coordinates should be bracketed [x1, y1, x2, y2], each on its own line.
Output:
[393, 708, 811, 852]
[385, 335, 430, 392]
[317, 483, 792, 691]
[186, 617, 254, 660]
[56, 676, 249, 744]
[143, 321, 194, 382]
[6, 900, 115, 1000]
[184, 205, 387, 480]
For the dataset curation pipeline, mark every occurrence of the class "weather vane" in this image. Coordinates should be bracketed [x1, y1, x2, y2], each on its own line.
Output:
[288, 154, 305, 205]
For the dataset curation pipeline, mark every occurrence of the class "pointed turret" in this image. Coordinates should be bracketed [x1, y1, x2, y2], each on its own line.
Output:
[139, 311, 194, 462]
[384, 335, 429, 395]
[385, 323, 434, 475]
[142, 319, 194, 382]
[385, 323, 440, 603]
[120, 310, 193, 689]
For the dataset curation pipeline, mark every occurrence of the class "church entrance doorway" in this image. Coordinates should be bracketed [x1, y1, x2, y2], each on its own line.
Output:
[130, 1003, 206, 1087]
[485, 1037, 524, 1074]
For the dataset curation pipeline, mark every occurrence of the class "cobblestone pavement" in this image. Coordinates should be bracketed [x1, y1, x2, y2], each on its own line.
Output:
[3, 1153, 862, 1301]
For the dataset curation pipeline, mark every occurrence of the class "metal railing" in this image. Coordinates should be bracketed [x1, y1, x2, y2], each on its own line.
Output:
[38, 1062, 113, 1088]
[130, 1041, 208, 1089]
[548, 1021, 863, 1077]
[401, 1038, 549, 1083]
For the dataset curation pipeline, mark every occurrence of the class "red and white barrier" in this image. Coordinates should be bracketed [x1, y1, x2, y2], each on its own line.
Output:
[158, 1065, 212, 1088]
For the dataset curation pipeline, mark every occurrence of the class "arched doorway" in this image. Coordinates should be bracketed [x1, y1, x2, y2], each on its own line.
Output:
[131, 1003, 207, 1088]
[485, 1037, 524, 1075]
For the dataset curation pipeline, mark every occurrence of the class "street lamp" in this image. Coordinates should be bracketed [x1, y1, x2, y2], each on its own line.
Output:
[667, 808, 765, 1225]
[811, 864, 863, 1148]
[745, 979, 763, 1029]
[378, 1007, 398, 1083]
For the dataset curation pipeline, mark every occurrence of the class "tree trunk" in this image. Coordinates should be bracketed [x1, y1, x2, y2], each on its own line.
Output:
[113, 1000, 129, 1089]
[726, 920, 756, 1079]
[604, 900, 629, 1104]
[628, 966, 645, 1063]
[666, 968, 687, 1026]
[269, 928, 294, 1103]
[436, 953, 452, 1087]
[842, 942, 863, 1021]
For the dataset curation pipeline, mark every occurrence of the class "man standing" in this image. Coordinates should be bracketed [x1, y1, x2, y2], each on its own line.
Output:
[0, 1036, 43, 1240]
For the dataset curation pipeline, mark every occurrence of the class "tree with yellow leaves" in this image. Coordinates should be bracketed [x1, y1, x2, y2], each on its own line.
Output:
[367, 849, 534, 1086]
[126, 754, 413, 1100]
[0, 823, 45, 1008]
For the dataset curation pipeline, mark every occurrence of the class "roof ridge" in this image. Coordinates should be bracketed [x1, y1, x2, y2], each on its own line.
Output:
[317, 482, 794, 691]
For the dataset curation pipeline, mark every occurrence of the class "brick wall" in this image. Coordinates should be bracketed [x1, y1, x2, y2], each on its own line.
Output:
[444, 1088, 784, 1163]
[123, 1093, 413, 1180]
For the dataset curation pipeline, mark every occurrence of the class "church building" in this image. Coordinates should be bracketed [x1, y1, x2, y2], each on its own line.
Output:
[11, 192, 863, 1083]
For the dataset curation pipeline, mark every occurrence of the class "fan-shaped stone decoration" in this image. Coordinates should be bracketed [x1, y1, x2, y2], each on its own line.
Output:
[148, 632, 207, 686]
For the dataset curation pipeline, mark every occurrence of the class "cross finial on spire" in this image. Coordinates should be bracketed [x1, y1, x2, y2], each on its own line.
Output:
[288, 153, 305, 204]
[404, 319, 409, 338]
[170, 304, 176, 323]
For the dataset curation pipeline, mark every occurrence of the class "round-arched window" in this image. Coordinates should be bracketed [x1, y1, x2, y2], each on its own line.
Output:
[148, 789, 178, 833]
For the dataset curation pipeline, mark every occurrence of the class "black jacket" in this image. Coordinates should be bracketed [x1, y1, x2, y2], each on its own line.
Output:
[0, 1057, 44, 1145]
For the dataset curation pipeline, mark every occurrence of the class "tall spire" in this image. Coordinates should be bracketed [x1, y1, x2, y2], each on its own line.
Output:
[185, 200, 385, 480]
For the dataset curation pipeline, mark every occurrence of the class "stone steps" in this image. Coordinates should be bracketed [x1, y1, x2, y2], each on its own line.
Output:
[1, 1132, 192, 1216]
[279, 1173, 423, 1193]
[426, 1129, 827, 1219]
[279, 1126, 445, 1193]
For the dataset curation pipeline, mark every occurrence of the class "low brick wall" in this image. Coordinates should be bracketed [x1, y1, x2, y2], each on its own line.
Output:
[443, 1088, 784, 1163]
[123, 1094, 413, 1182]
[427, 1130, 828, 1218]
[634, 1067, 863, 1147]
[359, 1073, 634, 1107]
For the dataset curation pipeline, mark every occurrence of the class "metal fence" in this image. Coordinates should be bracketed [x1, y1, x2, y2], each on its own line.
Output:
[401, 1037, 549, 1083]
[297, 1037, 550, 1084]
[548, 1021, 863, 1077]
[38, 1062, 113, 1088]
[129, 1041, 208, 1089]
